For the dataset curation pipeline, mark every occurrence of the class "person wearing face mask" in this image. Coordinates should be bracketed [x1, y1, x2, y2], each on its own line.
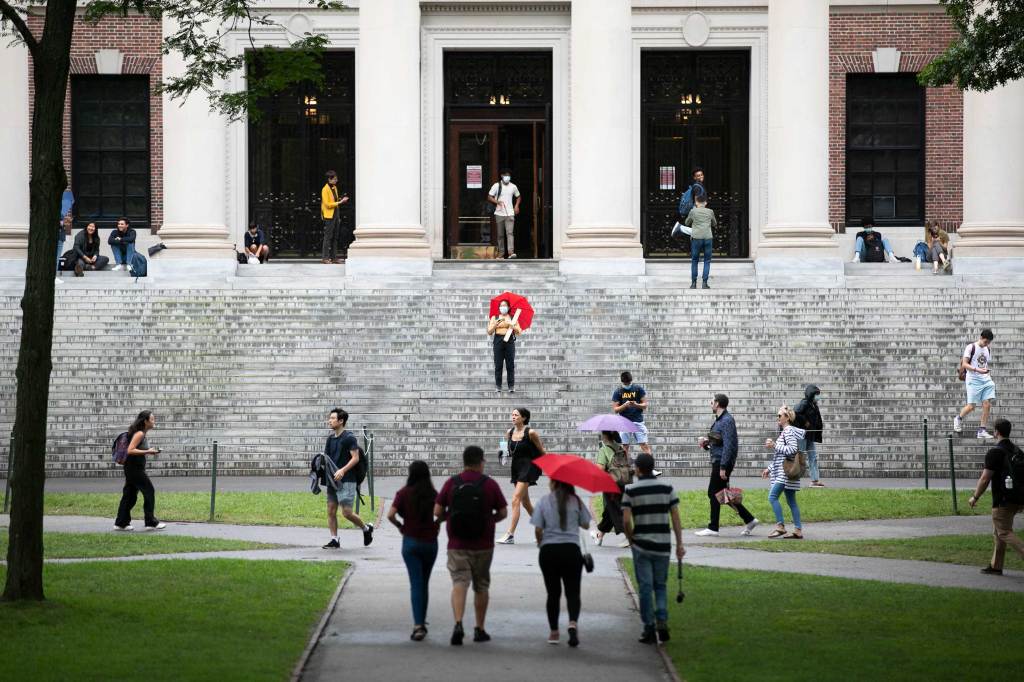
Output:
[487, 299, 522, 393]
[793, 385, 825, 487]
[852, 218, 896, 263]
[487, 169, 521, 259]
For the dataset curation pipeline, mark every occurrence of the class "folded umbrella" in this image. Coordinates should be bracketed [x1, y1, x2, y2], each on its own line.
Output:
[577, 414, 641, 433]
[533, 453, 620, 494]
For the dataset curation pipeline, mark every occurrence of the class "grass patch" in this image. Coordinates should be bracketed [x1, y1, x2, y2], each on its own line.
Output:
[622, 561, 1024, 681]
[0, 531, 279, 559]
[43, 491, 381, 528]
[595, 487, 979, 527]
[717, 533, 1024, 571]
[0, 559, 345, 681]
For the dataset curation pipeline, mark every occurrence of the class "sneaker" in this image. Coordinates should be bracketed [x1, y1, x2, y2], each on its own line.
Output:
[653, 469, 663, 477]
[144, 522, 167, 531]
[851, 253, 860, 263]
[617, 539, 631, 548]
[55, 277, 63, 284]
[638, 627, 657, 645]
[981, 565, 1004, 576]
[451, 622, 465, 646]
[689, 281, 697, 289]
[701, 281, 710, 289]
[508, 253, 517, 259]
[810, 481, 826, 488]
[953, 416, 963, 433]
[509, 387, 515, 394]
[113, 524, 134, 531]
[656, 621, 670, 643]
[497, 533, 514, 545]
[567, 626, 579, 648]
[495, 387, 502, 394]
[740, 518, 760, 536]
[363, 523, 374, 546]
[694, 528, 719, 537]
[977, 429, 995, 440]
[547, 633, 559, 645]
[322, 538, 340, 549]
[473, 627, 491, 643]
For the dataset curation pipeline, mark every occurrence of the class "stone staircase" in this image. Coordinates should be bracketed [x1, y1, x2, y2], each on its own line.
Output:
[0, 263, 1020, 479]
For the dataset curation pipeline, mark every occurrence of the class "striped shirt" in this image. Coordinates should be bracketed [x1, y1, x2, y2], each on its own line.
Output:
[622, 477, 678, 555]
[769, 425, 805, 491]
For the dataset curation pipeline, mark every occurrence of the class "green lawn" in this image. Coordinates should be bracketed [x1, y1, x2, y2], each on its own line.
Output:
[43, 491, 381, 528]
[622, 561, 1024, 681]
[0, 559, 345, 681]
[0, 531, 279, 559]
[596, 487, 980, 527]
[718, 533, 1024, 571]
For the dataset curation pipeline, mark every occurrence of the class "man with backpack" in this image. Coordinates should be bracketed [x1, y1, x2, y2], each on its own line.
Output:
[322, 408, 373, 549]
[433, 445, 508, 646]
[955, 329, 996, 440]
[851, 218, 897, 263]
[968, 419, 1024, 575]
[695, 394, 758, 537]
[794, 384, 825, 487]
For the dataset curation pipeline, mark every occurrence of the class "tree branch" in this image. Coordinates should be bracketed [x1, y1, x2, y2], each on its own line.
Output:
[0, 0, 39, 55]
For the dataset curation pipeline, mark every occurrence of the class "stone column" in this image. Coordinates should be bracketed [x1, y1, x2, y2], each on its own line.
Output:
[560, 0, 644, 276]
[0, 39, 31, 275]
[756, 0, 840, 282]
[157, 17, 236, 276]
[346, 0, 431, 277]
[955, 79, 1024, 275]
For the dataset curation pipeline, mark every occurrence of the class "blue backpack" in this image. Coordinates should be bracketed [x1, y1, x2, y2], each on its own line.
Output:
[677, 182, 705, 217]
[129, 251, 148, 279]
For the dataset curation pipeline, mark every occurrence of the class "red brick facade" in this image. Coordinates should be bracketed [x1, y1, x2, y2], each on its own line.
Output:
[829, 12, 963, 232]
[28, 13, 163, 233]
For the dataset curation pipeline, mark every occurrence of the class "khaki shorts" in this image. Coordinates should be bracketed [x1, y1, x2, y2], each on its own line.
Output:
[447, 548, 494, 593]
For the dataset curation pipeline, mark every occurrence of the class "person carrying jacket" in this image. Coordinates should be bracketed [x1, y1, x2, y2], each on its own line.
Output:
[696, 394, 758, 536]
[794, 384, 824, 487]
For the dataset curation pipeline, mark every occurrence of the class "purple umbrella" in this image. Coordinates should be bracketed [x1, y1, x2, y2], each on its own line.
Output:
[577, 414, 641, 433]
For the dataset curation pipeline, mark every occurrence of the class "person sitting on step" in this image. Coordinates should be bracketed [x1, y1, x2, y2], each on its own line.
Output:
[851, 218, 896, 264]
[108, 217, 137, 272]
[244, 221, 270, 264]
[67, 222, 109, 276]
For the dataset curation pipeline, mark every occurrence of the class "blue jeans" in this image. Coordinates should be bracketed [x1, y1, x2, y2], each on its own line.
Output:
[854, 236, 892, 259]
[799, 438, 820, 481]
[112, 242, 136, 266]
[690, 238, 712, 283]
[631, 547, 669, 628]
[401, 536, 438, 626]
[768, 482, 801, 528]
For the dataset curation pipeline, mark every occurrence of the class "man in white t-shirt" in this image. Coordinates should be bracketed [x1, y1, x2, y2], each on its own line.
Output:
[487, 169, 521, 259]
[955, 328, 996, 440]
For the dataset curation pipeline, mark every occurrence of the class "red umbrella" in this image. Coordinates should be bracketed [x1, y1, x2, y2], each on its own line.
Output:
[533, 453, 620, 494]
[488, 291, 535, 332]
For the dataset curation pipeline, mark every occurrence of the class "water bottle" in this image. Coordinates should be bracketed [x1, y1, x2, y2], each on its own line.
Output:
[499, 439, 508, 466]
[1006, 475, 1014, 491]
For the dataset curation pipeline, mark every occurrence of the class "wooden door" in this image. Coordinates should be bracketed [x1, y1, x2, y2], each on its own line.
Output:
[446, 124, 500, 258]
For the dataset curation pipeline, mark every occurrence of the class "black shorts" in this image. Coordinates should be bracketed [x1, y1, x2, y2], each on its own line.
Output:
[511, 458, 541, 486]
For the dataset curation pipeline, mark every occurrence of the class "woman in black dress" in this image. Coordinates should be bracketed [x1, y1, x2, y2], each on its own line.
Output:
[498, 407, 545, 544]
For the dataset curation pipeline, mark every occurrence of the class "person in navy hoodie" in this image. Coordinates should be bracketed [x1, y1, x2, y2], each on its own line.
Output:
[108, 217, 137, 272]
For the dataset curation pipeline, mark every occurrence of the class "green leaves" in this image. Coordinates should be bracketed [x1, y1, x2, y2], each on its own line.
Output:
[919, 0, 1024, 91]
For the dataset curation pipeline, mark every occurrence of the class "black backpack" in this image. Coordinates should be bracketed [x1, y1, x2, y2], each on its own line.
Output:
[859, 231, 886, 263]
[1004, 444, 1024, 504]
[449, 474, 488, 539]
[353, 446, 368, 486]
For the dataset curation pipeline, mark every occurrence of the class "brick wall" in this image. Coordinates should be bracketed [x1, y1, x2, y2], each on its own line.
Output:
[28, 13, 163, 233]
[829, 12, 963, 233]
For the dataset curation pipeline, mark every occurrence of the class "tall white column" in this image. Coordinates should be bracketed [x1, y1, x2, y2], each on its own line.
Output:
[757, 0, 839, 282]
[157, 17, 235, 275]
[560, 0, 644, 276]
[0, 39, 31, 273]
[956, 79, 1024, 274]
[346, 0, 431, 277]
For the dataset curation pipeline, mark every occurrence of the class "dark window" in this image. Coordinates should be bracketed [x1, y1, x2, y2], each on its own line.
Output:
[71, 76, 150, 231]
[846, 74, 924, 227]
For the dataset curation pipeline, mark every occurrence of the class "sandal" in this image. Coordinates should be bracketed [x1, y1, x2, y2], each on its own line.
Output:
[411, 625, 427, 641]
[784, 531, 803, 540]
[767, 527, 786, 539]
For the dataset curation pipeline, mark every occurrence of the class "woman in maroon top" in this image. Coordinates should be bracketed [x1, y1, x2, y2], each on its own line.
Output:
[388, 460, 441, 641]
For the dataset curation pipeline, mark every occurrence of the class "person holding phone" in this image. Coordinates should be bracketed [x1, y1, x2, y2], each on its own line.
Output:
[114, 410, 166, 531]
[321, 170, 350, 264]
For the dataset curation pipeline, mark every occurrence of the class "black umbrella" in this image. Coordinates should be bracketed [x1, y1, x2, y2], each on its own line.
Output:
[676, 558, 685, 604]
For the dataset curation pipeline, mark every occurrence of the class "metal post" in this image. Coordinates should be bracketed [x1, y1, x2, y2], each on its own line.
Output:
[922, 418, 929, 490]
[209, 440, 219, 522]
[368, 431, 376, 512]
[947, 434, 958, 515]
[2, 433, 12, 514]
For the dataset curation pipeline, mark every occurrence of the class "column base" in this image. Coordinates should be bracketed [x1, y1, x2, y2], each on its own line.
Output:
[755, 255, 844, 288]
[559, 225, 645, 276]
[345, 225, 433, 277]
[156, 223, 236, 258]
[953, 256, 1024, 276]
[0, 259, 26, 277]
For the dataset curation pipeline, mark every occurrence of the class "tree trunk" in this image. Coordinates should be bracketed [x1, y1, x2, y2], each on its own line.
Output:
[2, 0, 78, 602]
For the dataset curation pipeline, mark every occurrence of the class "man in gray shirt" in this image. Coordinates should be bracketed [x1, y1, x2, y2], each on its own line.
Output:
[685, 194, 717, 289]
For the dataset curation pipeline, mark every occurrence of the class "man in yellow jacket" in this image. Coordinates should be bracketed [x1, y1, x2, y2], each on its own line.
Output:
[321, 170, 349, 263]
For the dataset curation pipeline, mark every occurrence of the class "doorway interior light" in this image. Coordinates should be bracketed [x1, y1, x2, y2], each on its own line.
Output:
[489, 94, 512, 106]
[677, 92, 702, 122]
[304, 95, 318, 118]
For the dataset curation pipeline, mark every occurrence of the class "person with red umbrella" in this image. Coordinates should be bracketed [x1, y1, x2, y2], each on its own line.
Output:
[486, 293, 534, 394]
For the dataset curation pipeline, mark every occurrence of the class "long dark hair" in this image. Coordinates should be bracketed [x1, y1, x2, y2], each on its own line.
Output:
[129, 410, 152, 436]
[406, 460, 436, 521]
[553, 481, 578, 531]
